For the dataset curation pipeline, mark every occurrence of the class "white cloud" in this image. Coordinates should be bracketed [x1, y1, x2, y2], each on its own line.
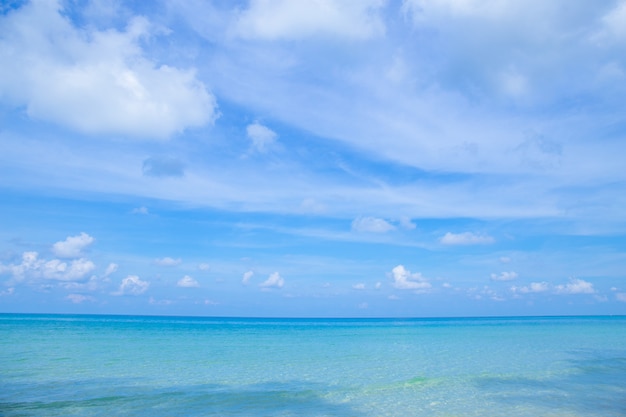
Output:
[259, 271, 284, 289]
[113, 275, 149, 295]
[0, 251, 95, 282]
[131, 206, 149, 215]
[403, 0, 512, 20]
[247, 122, 277, 153]
[511, 282, 550, 294]
[390, 265, 431, 291]
[104, 263, 118, 277]
[52, 232, 94, 258]
[177, 275, 200, 288]
[352, 216, 396, 233]
[149, 297, 172, 305]
[499, 256, 511, 263]
[555, 278, 595, 295]
[375, 281, 382, 289]
[597, 1, 626, 42]
[352, 283, 366, 290]
[142, 156, 185, 177]
[234, 0, 385, 40]
[198, 263, 210, 271]
[59, 275, 101, 292]
[398, 216, 416, 230]
[0, 1, 217, 139]
[490, 271, 518, 281]
[498, 67, 529, 98]
[0, 287, 15, 296]
[440, 232, 494, 245]
[616, 293, 626, 302]
[299, 198, 327, 214]
[242, 270, 254, 285]
[42, 258, 96, 281]
[66, 293, 96, 304]
[154, 257, 181, 266]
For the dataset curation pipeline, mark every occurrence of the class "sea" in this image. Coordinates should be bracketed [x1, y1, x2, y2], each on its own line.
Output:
[1, 314, 625, 416]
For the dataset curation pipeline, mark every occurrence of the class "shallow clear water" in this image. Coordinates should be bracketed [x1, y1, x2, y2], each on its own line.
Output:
[1, 314, 625, 416]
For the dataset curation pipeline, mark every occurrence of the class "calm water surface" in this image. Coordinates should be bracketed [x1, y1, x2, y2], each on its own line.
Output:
[1, 314, 625, 416]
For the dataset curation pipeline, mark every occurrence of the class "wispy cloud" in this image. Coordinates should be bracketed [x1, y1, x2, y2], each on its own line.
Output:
[490, 271, 518, 281]
[1, 1, 625, 316]
[131, 206, 149, 215]
[511, 282, 550, 294]
[247, 122, 278, 154]
[234, 0, 385, 40]
[440, 232, 494, 245]
[242, 270, 254, 285]
[352, 216, 396, 233]
[143, 157, 185, 178]
[66, 294, 96, 304]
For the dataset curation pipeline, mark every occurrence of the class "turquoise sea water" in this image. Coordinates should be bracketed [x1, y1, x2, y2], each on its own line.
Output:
[1, 314, 625, 416]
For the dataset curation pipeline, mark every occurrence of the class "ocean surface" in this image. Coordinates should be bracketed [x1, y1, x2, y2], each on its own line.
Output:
[1, 314, 625, 416]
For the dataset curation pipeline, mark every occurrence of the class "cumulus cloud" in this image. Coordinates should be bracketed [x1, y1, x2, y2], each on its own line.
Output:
[52, 232, 94, 258]
[42, 258, 96, 281]
[616, 293, 626, 302]
[113, 275, 149, 295]
[259, 271, 284, 289]
[154, 257, 181, 266]
[0, 1, 217, 139]
[440, 232, 494, 245]
[390, 265, 431, 291]
[352, 216, 396, 233]
[490, 271, 518, 281]
[352, 283, 366, 290]
[1, 251, 95, 282]
[142, 156, 185, 177]
[247, 122, 278, 153]
[198, 263, 210, 271]
[177, 275, 199, 288]
[242, 270, 254, 285]
[234, 0, 385, 40]
[510, 282, 550, 294]
[555, 278, 595, 295]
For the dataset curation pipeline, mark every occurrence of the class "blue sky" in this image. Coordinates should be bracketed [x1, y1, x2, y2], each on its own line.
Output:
[1, 0, 626, 317]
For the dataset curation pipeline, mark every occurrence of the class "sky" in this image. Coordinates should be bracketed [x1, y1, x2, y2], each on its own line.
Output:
[1, 0, 626, 317]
